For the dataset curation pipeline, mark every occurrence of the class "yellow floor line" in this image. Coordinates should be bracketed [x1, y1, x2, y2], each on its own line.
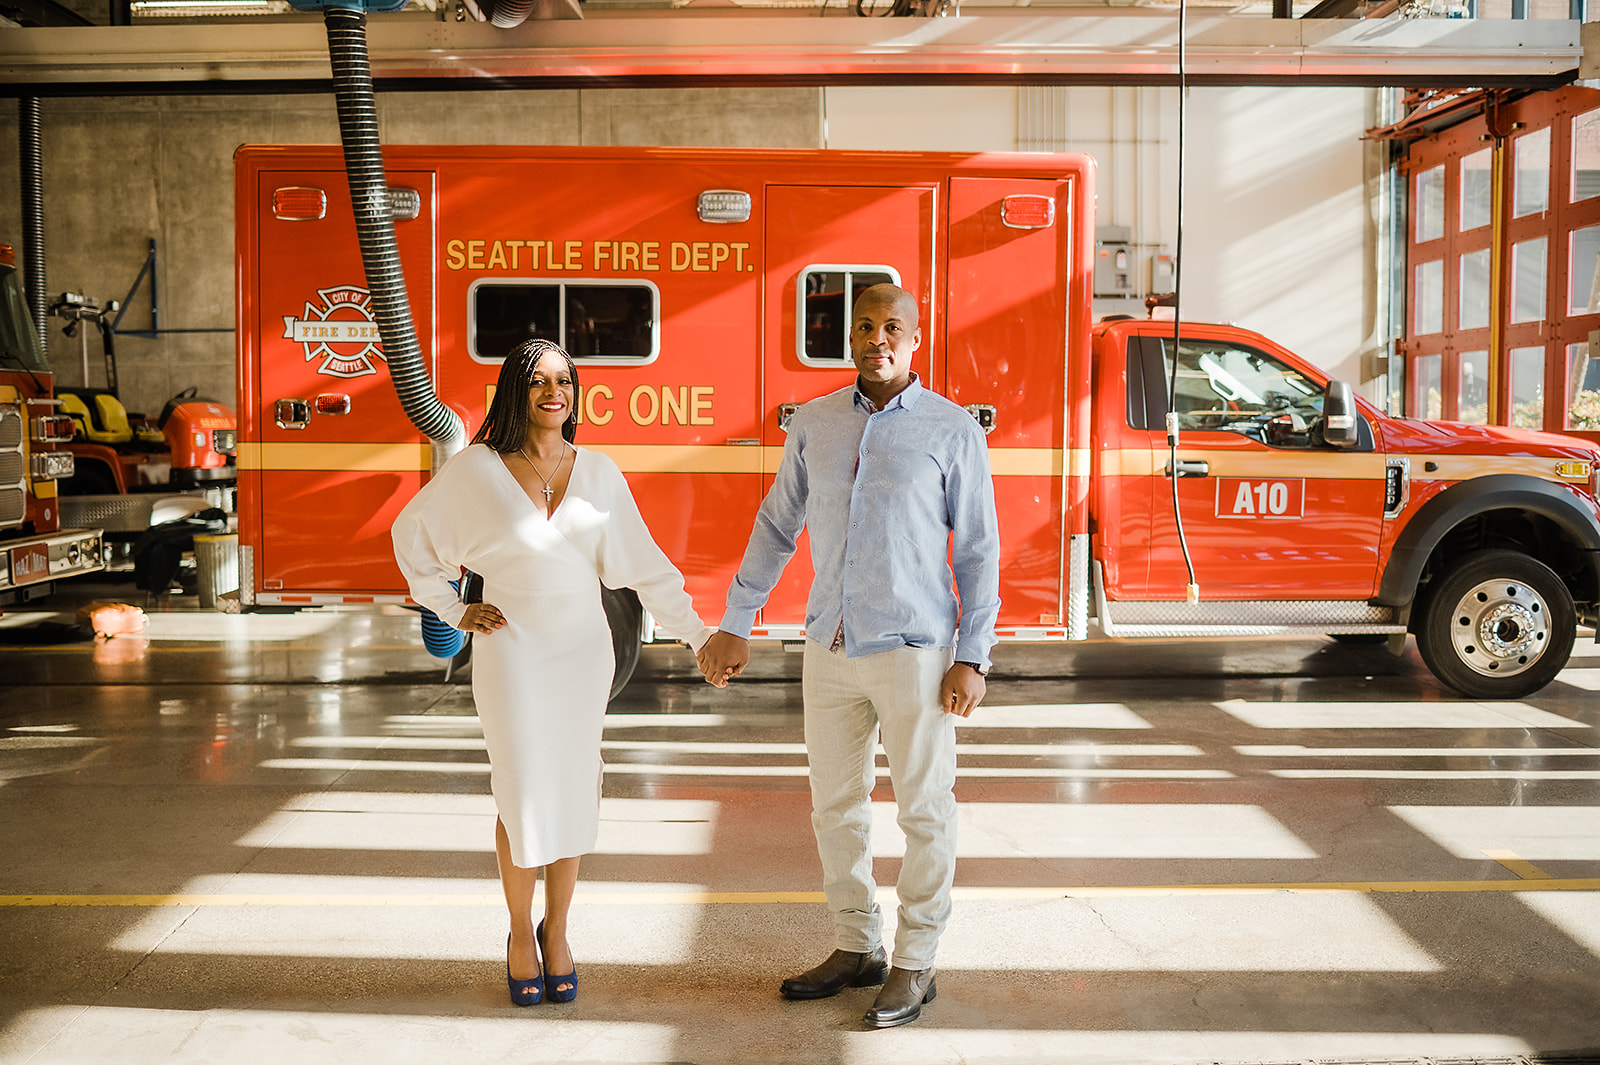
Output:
[3, 878, 1598, 908]
[1482, 849, 1556, 880]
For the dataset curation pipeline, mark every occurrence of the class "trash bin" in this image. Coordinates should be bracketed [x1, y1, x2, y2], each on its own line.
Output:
[193, 533, 239, 610]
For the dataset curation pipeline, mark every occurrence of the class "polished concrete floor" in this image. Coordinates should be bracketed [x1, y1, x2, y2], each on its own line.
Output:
[3, 582, 1600, 1065]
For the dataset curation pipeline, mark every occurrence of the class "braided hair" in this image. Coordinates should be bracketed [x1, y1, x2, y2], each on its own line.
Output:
[473, 338, 580, 451]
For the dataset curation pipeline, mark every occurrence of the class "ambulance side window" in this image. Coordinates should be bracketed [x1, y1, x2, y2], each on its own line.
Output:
[471, 281, 659, 365]
[797, 265, 899, 366]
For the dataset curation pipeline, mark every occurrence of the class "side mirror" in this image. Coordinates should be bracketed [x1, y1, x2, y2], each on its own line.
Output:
[1323, 380, 1359, 449]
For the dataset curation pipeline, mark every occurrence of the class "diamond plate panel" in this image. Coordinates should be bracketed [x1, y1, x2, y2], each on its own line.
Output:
[1066, 532, 1090, 641]
[1107, 599, 1397, 627]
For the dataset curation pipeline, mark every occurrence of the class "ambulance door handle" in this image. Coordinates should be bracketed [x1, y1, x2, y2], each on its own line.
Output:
[274, 398, 311, 430]
[778, 403, 801, 431]
[1166, 459, 1209, 478]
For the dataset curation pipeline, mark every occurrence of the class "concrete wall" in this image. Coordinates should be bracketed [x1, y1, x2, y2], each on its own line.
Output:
[0, 88, 821, 416]
[0, 82, 1382, 417]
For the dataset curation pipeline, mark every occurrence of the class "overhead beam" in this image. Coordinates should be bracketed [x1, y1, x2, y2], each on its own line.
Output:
[0, 14, 1581, 94]
[0, 0, 94, 29]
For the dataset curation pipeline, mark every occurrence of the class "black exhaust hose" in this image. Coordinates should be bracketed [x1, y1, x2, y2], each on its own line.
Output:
[484, 0, 536, 28]
[19, 98, 47, 357]
[323, 9, 463, 451]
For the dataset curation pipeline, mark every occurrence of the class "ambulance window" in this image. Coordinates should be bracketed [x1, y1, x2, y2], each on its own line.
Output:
[470, 281, 658, 365]
[797, 265, 899, 366]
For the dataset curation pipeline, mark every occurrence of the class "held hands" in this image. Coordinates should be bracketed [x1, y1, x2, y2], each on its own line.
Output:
[939, 662, 987, 717]
[458, 602, 505, 635]
[698, 631, 750, 688]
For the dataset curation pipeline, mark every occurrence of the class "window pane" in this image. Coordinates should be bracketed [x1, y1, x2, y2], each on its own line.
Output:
[1515, 127, 1551, 218]
[803, 270, 848, 361]
[1571, 226, 1600, 314]
[1461, 148, 1493, 230]
[1568, 342, 1600, 429]
[1512, 237, 1548, 323]
[1459, 249, 1491, 330]
[1415, 353, 1442, 420]
[472, 283, 656, 360]
[1575, 109, 1600, 202]
[564, 285, 655, 359]
[1510, 345, 1545, 429]
[472, 284, 560, 359]
[0, 268, 47, 373]
[1160, 337, 1323, 445]
[1416, 165, 1445, 242]
[1415, 260, 1444, 334]
[1459, 350, 1489, 424]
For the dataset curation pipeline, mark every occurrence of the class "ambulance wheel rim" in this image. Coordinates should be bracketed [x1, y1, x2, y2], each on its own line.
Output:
[1448, 578, 1548, 678]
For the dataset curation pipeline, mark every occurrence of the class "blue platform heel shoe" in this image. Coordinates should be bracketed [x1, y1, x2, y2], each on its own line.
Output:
[537, 920, 577, 1003]
[506, 931, 543, 1006]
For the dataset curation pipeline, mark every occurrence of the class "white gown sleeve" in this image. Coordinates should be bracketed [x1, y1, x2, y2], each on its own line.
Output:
[593, 454, 714, 653]
[392, 466, 470, 631]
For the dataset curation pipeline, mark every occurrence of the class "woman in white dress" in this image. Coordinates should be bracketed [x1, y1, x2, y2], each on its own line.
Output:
[392, 339, 713, 1006]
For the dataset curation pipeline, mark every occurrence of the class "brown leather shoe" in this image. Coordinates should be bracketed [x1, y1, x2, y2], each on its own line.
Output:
[863, 966, 936, 1029]
[779, 946, 889, 1000]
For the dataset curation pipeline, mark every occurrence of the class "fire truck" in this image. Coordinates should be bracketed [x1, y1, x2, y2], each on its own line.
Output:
[0, 243, 106, 606]
[43, 288, 239, 577]
[235, 144, 1600, 699]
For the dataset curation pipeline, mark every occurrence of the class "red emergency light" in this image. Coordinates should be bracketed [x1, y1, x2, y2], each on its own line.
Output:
[1002, 195, 1055, 230]
[273, 187, 328, 221]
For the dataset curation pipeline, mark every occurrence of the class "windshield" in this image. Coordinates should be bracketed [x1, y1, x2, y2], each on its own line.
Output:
[0, 265, 49, 375]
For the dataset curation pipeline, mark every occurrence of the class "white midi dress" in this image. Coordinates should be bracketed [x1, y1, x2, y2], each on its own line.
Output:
[392, 443, 712, 868]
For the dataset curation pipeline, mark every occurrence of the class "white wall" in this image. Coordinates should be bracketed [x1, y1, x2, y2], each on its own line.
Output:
[822, 86, 1018, 152]
[1183, 86, 1380, 389]
[825, 84, 1384, 391]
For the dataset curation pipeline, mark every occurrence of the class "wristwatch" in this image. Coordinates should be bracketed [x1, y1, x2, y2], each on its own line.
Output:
[956, 661, 990, 677]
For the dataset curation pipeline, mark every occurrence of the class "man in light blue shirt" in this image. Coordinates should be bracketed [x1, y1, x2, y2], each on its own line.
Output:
[700, 283, 1000, 1029]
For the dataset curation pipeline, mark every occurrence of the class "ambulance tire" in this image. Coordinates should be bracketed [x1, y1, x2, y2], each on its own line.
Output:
[604, 586, 644, 703]
[1415, 549, 1575, 699]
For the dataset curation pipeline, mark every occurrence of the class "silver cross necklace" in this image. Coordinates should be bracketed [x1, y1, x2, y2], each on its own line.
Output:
[519, 444, 570, 504]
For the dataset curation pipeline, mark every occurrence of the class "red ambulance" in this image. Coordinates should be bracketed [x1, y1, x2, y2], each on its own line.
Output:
[235, 145, 1600, 699]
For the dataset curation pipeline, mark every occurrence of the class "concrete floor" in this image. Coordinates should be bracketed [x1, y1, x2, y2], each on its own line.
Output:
[3, 582, 1600, 1065]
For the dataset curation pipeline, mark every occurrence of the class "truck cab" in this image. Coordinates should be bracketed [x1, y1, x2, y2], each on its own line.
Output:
[1090, 316, 1600, 697]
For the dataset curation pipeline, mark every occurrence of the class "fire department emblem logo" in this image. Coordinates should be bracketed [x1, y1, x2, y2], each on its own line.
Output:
[283, 285, 386, 379]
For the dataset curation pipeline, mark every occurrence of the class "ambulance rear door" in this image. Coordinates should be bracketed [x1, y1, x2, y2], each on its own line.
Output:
[947, 177, 1071, 632]
[759, 184, 938, 632]
[247, 168, 436, 597]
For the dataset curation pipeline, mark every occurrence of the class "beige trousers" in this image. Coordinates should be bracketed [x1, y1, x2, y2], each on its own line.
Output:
[801, 639, 957, 971]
